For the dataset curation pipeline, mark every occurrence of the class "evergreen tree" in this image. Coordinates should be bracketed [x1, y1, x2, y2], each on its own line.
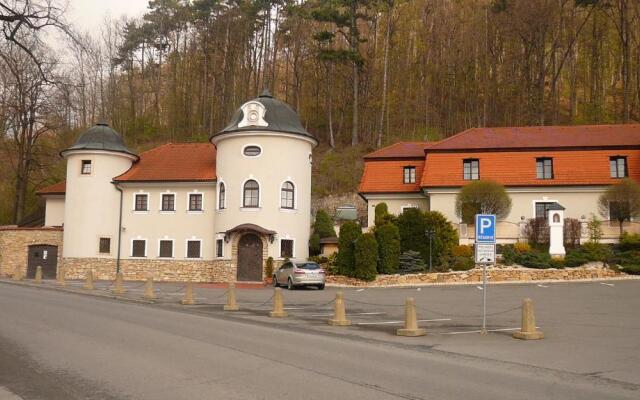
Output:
[375, 223, 400, 274]
[337, 220, 362, 276]
[310, 209, 337, 255]
[354, 232, 378, 281]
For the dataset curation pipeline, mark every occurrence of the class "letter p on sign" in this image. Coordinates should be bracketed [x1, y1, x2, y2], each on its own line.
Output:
[475, 214, 496, 244]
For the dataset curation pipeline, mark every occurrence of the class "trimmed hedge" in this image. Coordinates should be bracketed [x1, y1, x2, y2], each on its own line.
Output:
[354, 233, 378, 281]
[375, 223, 401, 274]
[337, 221, 362, 277]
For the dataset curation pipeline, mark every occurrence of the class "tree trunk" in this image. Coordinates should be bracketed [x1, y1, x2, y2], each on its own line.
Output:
[376, 1, 393, 148]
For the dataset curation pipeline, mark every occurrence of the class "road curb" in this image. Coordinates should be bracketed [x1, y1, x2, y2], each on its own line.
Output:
[0, 279, 157, 305]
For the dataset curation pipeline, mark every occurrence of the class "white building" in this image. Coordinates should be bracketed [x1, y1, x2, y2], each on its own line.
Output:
[38, 91, 317, 282]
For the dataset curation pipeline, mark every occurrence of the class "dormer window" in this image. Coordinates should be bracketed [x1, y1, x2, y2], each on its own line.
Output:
[536, 158, 553, 179]
[610, 156, 628, 178]
[463, 159, 479, 180]
[81, 160, 92, 175]
[403, 166, 416, 184]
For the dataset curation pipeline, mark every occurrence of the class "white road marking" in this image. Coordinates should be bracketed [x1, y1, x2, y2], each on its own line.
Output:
[416, 288, 422, 291]
[357, 318, 451, 326]
[356, 289, 365, 292]
[303, 312, 386, 317]
[600, 282, 615, 287]
[537, 284, 549, 288]
[442, 326, 540, 335]
[0, 386, 24, 399]
[476, 286, 483, 290]
[283, 307, 304, 310]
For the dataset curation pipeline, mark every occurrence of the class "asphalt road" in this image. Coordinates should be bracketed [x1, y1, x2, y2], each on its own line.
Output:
[0, 282, 638, 399]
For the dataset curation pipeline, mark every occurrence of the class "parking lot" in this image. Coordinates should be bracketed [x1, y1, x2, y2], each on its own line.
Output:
[10, 277, 640, 387]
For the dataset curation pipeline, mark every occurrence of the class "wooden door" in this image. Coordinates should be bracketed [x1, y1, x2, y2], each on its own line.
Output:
[237, 234, 263, 282]
[27, 245, 58, 279]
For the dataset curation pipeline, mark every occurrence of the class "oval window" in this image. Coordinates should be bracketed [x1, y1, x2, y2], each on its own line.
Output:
[243, 145, 261, 157]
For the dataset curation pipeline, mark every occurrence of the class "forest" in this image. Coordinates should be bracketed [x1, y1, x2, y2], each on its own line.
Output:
[1, 0, 639, 225]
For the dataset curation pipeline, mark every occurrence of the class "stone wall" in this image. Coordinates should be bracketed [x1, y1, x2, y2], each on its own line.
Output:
[327, 263, 622, 287]
[0, 227, 63, 277]
[62, 258, 236, 282]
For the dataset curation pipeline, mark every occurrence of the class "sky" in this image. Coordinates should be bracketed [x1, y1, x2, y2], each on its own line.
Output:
[65, 0, 149, 33]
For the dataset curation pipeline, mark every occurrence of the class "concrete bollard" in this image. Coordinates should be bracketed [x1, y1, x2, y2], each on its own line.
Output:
[143, 276, 157, 300]
[12, 266, 22, 281]
[397, 297, 426, 337]
[269, 287, 288, 318]
[224, 282, 239, 311]
[181, 281, 195, 305]
[513, 298, 544, 340]
[112, 272, 126, 294]
[34, 266, 42, 284]
[56, 267, 66, 287]
[328, 290, 351, 326]
[83, 270, 95, 290]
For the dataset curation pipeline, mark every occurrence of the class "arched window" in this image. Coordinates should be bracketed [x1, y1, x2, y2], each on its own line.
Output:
[243, 180, 259, 208]
[218, 182, 226, 209]
[281, 181, 295, 209]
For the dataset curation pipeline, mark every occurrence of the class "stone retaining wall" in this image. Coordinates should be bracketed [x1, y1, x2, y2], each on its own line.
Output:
[327, 263, 622, 287]
[0, 227, 63, 277]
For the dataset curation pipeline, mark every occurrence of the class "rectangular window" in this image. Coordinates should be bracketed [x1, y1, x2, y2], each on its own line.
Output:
[189, 193, 203, 211]
[535, 202, 554, 219]
[186, 240, 201, 258]
[536, 158, 553, 179]
[159, 240, 173, 258]
[99, 237, 111, 254]
[81, 160, 92, 175]
[132, 239, 146, 257]
[161, 194, 175, 211]
[280, 239, 294, 258]
[216, 239, 223, 258]
[403, 166, 416, 184]
[610, 156, 628, 178]
[135, 194, 148, 211]
[463, 159, 479, 180]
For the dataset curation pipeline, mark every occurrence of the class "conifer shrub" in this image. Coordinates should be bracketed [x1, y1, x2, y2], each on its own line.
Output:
[354, 233, 378, 281]
[398, 250, 426, 274]
[310, 209, 337, 255]
[375, 223, 401, 274]
[337, 221, 362, 276]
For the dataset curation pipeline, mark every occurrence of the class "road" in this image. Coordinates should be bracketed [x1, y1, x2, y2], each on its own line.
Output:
[0, 282, 638, 399]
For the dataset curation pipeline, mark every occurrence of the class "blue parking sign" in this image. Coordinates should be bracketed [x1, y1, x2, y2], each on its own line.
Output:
[475, 214, 496, 243]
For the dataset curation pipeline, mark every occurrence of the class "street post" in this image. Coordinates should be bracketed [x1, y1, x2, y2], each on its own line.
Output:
[475, 214, 496, 334]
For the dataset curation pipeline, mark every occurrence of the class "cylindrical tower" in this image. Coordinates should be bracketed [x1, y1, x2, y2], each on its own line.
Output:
[60, 123, 138, 258]
[210, 91, 317, 279]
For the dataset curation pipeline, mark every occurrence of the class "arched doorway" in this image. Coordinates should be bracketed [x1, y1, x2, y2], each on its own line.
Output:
[237, 233, 263, 281]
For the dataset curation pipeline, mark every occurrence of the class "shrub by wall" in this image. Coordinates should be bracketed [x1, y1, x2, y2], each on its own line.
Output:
[354, 233, 378, 281]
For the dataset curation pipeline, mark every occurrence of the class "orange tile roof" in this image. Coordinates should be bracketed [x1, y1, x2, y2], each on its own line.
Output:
[363, 142, 432, 159]
[359, 160, 425, 193]
[37, 181, 66, 195]
[421, 149, 640, 188]
[429, 124, 640, 151]
[114, 143, 216, 182]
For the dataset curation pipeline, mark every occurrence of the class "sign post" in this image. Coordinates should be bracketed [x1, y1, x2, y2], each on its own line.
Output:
[475, 214, 496, 334]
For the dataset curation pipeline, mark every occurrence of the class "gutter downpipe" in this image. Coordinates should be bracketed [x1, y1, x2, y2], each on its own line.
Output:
[113, 181, 123, 274]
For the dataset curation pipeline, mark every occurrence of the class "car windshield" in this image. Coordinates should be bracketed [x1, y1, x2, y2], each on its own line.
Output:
[296, 262, 320, 270]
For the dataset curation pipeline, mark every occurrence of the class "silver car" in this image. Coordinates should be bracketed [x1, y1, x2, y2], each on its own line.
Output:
[273, 261, 325, 290]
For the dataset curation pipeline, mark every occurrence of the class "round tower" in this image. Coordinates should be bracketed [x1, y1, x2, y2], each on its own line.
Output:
[61, 123, 138, 259]
[210, 90, 318, 281]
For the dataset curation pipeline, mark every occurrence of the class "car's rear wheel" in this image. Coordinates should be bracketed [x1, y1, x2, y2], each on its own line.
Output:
[317, 284, 325, 290]
[287, 278, 294, 290]
[273, 276, 279, 287]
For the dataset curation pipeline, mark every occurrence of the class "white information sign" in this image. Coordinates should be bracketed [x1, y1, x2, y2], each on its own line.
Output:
[475, 243, 496, 264]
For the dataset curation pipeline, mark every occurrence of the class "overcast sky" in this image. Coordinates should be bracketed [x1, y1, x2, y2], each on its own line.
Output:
[66, 0, 149, 33]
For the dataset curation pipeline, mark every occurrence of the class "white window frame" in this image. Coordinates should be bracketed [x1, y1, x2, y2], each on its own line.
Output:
[185, 238, 203, 259]
[215, 238, 224, 258]
[133, 192, 150, 214]
[217, 180, 227, 211]
[80, 159, 93, 176]
[97, 236, 112, 255]
[187, 190, 205, 213]
[157, 237, 175, 259]
[130, 237, 148, 258]
[240, 176, 262, 211]
[279, 178, 297, 211]
[279, 237, 296, 259]
[241, 143, 263, 158]
[159, 191, 177, 213]
[403, 166, 416, 184]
